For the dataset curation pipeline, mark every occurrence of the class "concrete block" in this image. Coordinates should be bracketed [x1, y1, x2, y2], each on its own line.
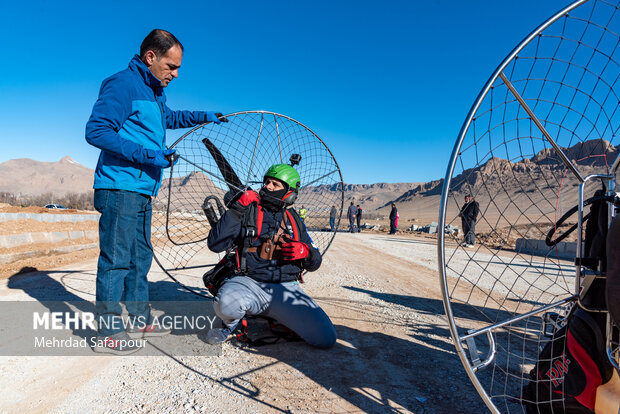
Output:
[69, 231, 85, 240]
[29, 233, 49, 244]
[515, 238, 576, 260]
[0, 230, 102, 249]
[0, 234, 32, 248]
[50, 232, 68, 243]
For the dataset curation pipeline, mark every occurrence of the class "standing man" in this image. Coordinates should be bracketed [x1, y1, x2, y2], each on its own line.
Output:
[356, 205, 362, 231]
[86, 29, 228, 354]
[459, 195, 480, 248]
[389, 203, 398, 234]
[347, 202, 358, 233]
[329, 205, 337, 231]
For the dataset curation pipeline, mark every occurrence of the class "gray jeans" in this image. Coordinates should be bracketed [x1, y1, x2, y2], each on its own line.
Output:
[213, 276, 337, 349]
[462, 219, 476, 245]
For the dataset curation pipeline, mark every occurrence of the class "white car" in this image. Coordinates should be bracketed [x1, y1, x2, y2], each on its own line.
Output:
[44, 204, 68, 210]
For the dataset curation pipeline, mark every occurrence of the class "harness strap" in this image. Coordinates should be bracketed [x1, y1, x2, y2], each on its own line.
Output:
[233, 316, 302, 347]
[285, 209, 299, 240]
[237, 206, 304, 277]
[235, 318, 249, 342]
[239, 203, 258, 274]
[245, 216, 291, 259]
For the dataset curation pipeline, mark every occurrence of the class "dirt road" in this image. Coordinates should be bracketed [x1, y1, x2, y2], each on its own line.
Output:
[0, 233, 487, 413]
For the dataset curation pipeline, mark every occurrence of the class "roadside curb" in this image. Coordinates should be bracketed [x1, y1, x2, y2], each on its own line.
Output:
[0, 243, 99, 265]
[515, 238, 576, 260]
[0, 213, 99, 223]
[0, 231, 99, 249]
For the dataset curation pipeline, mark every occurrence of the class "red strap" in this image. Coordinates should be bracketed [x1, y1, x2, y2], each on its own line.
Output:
[285, 210, 299, 241]
[235, 319, 249, 342]
[234, 317, 302, 346]
[255, 206, 264, 240]
[567, 329, 602, 409]
[234, 249, 240, 269]
[285, 209, 304, 282]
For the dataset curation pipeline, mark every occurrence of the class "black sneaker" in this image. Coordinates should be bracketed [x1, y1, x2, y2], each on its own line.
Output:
[127, 323, 171, 339]
[92, 331, 143, 355]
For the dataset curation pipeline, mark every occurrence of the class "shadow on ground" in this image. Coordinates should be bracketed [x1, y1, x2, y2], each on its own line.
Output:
[6, 269, 493, 412]
[7, 267, 97, 340]
[5, 268, 215, 341]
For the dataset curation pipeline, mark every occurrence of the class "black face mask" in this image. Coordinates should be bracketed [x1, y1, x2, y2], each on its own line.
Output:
[259, 187, 288, 211]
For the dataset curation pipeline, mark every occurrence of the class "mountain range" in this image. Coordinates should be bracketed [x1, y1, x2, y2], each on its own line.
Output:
[0, 156, 94, 197]
[1, 138, 616, 229]
[0, 157, 425, 212]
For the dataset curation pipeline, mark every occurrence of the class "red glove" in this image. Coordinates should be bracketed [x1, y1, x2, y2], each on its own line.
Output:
[236, 190, 259, 206]
[228, 190, 259, 220]
[281, 236, 310, 260]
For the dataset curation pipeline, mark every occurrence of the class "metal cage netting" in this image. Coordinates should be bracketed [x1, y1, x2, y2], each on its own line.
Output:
[438, 0, 619, 412]
[152, 111, 344, 296]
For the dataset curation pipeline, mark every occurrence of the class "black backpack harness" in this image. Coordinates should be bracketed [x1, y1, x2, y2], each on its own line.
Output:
[202, 203, 307, 346]
[202, 203, 304, 296]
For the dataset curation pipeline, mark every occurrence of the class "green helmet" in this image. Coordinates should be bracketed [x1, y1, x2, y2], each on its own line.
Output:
[264, 164, 300, 190]
[263, 164, 300, 205]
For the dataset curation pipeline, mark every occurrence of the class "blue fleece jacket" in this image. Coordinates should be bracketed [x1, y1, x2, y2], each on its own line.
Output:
[85, 55, 211, 196]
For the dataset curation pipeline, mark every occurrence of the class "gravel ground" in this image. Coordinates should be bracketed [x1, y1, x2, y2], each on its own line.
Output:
[1, 232, 492, 413]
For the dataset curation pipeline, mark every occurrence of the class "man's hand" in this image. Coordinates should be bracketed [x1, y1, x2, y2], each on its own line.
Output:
[228, 190, 259, 220]
[281, 236, 310, 260]
[206, 112, 229, 124]
[236, 190, 259, 207]
[150, 149, 178, 168]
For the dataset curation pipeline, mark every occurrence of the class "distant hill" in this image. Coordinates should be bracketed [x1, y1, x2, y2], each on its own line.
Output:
[377, 139, 619, 207]
[0, 156, 94, 196]
[157, 171, 225, 212]
[310, 182, 422, 212]
[372, 138, 620, 228]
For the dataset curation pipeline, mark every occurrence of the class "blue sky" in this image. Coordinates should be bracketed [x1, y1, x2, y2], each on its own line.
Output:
[0, 0, 573, 184]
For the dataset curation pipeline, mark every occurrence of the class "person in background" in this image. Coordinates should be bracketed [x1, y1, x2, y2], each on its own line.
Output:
[389, 203, 398, 234]
[298, 206, 307, 222]
[459, 195, 480, 248]
[356, 205, 362, 232]
[395, 211, 400, 234]
[85, 29, 228, 354]
[347, 202, 358, 233]
[329, 205, 337, 231]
